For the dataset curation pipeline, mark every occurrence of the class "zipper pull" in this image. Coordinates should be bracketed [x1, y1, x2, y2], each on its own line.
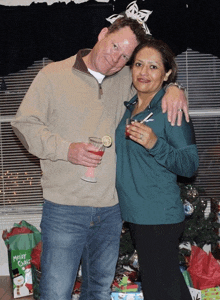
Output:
[99, 84, 103, 99]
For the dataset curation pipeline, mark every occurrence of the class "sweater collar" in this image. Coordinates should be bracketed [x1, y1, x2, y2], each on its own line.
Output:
[73, 49, 91, 74]
[72, 49, 116, 80]
[124, 88, 165, 112]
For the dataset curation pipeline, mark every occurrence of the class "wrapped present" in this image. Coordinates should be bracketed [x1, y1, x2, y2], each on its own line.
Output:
[201, 286, 220, 300]
[113, 282, 139, 293]
[112, 276, 139, 293]
[188, 246, 220, 290]
[111, 292, 144, 300]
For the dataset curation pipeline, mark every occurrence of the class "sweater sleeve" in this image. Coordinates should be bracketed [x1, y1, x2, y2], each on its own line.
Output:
[11, 70, 71, 161]
[148, 117, 199, 178]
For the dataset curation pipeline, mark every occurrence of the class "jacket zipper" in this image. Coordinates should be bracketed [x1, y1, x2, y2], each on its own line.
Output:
[74, 68, 104, 99]
[99, 83, 103, 99]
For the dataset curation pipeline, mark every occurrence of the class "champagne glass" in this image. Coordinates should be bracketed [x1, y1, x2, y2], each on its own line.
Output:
[81, 137, 105, 183]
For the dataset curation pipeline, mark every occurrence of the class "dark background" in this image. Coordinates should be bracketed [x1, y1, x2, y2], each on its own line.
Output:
[1, 0, 220, 76]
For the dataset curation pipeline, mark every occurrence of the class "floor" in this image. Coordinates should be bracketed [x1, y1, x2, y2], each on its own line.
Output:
[0, 277, 34, 300]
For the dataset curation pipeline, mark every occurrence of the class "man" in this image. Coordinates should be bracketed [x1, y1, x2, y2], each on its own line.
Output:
[11, 17, 188, 300]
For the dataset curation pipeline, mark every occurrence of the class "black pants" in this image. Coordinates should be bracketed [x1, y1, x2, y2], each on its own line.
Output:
[129, 222, 192, 300]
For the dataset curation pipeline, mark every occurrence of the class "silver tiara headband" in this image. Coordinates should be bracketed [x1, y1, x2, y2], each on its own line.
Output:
[106, 1, 152, 35]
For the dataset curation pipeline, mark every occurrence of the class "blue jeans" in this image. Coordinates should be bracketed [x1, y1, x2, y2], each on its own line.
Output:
[39, 200, 122, 300]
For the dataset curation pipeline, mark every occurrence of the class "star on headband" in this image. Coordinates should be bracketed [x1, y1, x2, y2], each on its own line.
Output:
[106, 1, 152, 35]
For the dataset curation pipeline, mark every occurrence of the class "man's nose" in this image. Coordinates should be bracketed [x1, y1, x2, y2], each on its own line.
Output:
[112, 51, 121, 63]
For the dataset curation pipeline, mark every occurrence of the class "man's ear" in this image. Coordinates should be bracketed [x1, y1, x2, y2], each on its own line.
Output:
[164, 69, 172, 82]
[98, 27, 109, 41]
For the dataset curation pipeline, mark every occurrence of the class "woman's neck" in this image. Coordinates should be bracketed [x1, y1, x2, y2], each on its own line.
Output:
[132, 93, 154, 117]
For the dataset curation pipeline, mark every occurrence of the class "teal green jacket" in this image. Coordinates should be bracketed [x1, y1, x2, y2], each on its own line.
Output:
[116, 89, 199, 225]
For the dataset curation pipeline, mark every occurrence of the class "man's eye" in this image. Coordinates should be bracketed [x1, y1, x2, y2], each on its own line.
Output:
[150, 65, 157, 69]
[122, 55, 128, 61]
[113, 44, 118, 50]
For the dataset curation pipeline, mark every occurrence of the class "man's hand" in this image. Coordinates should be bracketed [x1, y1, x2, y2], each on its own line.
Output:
[67, 142, 102, 167]
[162, 85, 189, 126]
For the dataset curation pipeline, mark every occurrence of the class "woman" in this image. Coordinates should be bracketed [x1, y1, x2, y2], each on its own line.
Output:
[116, 38, 199, 300]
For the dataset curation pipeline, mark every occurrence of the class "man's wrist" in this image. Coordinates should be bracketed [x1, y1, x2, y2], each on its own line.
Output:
[165, 82, 186, 92]
[165, 82, 188, 106]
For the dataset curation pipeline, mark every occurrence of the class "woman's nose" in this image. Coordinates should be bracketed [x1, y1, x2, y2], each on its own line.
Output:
[140, 66, 148, 75]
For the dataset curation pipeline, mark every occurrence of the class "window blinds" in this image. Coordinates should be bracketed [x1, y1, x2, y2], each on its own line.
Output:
[176, 50, 220, 199]
[0, 58, 52, 214]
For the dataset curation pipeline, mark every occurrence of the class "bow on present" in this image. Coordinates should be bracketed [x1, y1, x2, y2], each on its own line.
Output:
[106, 1, 152, 35]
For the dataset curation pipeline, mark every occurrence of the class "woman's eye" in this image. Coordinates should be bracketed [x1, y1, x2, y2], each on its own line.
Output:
[135, 62, 142, 67]
[150, 65, 157, 69]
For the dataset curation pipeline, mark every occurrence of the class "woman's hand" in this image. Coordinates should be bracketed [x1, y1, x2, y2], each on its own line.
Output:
[126, 121, 158, 150]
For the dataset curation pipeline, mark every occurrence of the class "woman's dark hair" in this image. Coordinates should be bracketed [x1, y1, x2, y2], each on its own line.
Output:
[129, 37, 178, 84]
[107, 16, 147, 45]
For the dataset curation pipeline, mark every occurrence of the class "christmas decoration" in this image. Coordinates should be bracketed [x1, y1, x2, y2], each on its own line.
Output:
[183, 200, 194, 216]
[178, 183, 220, 252]
[106, 1, 152, 35]
[129, 250, 139, 270]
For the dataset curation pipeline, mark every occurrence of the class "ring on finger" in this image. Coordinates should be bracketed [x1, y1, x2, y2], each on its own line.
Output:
[178, 108, 183, 112]
[140, 134, 143, 140]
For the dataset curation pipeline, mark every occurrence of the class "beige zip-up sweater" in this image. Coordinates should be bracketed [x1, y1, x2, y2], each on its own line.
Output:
[11, 50, 134, 207]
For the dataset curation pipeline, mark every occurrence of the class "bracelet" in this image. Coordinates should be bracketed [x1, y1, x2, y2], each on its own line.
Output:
[165, 82, 186, 92]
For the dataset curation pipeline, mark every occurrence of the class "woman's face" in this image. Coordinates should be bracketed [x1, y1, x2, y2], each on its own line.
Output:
[132, 46, 172, 97]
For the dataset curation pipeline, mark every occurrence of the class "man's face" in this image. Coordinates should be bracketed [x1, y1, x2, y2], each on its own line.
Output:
[90, 26, 139, 76]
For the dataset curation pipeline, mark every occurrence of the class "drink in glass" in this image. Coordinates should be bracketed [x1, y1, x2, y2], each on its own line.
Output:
[81, 137, 105, 183]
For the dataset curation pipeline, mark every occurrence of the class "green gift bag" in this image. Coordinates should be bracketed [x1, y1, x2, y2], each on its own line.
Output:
[3, 220, 41, 299]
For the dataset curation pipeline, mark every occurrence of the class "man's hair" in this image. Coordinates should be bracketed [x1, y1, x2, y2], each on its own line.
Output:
[130, 37, 178, 84]
[107, 16, 147, 45]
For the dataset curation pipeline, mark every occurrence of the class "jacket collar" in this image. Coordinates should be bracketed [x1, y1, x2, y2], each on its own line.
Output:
[124, 88, 165, 112]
